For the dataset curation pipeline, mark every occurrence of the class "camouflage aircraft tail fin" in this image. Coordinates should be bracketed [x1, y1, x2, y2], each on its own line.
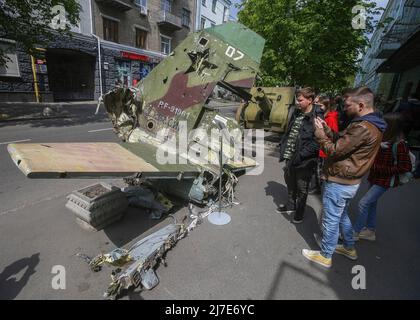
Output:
[206, 22, 265, 65]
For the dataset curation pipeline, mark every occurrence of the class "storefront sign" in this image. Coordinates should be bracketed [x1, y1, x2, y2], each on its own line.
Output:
[121, 51, 149, 62]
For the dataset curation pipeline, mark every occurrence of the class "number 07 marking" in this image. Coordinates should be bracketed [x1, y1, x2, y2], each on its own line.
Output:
[225, 45, 244, 61]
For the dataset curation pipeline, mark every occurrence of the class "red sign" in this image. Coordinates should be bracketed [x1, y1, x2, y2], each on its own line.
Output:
[121, 51, 150, 62]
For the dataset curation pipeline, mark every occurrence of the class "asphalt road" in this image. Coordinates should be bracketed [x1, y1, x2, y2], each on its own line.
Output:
[0, 105, 419, 300]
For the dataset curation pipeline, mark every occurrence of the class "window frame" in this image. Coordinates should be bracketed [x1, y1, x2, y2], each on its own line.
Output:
[223, 6, 227, 22]
[161, 0, 172, 13]
[135, 28, 148, 49]
[102, 17, 119, 43]
[212, 0, 217, 13]
[0, 40, 20, 78]
[160, 35, 172, 55]
[182, 8, 191, 27]
[134, 0, 147, 7]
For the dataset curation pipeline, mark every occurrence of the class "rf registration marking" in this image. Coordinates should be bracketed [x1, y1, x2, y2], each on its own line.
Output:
[164, 304, 255, 318]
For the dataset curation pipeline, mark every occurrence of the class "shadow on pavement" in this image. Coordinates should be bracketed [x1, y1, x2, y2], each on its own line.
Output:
[103, 201, 186, 249]
[0, 253, 40, 300]
[265, 180, 321, 247]
[265, 260, 330, 300]
[265, 177, 420, 299]
[103, 207, 167, 248]
[264, 180, 286, 209]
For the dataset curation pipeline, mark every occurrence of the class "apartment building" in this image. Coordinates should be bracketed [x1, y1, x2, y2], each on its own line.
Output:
[196, 0, 231, 30]
[0, 0, 197, 102]
[93, 0, 196, 94]
[355, 0, 420, 101]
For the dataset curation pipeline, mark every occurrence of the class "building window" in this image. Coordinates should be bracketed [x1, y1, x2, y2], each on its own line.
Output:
[103, 17, 118, 43]
[223, 6, 228, 22]
[202, 0, 206, 7]
[134, 0, 147, 7]
[200, 17, 206, 30]
[182, 9, 191, 27]
[135, 28, 147, 49]
[161, 0, 171, 13]
[212, 0, 217, 13]
[0, 41, 20, 77]
[161, 35, 171, 55]
[134, 0, 147, 14]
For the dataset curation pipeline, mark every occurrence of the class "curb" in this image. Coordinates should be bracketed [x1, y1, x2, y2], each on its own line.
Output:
[0, 114, 71, 122]
[0, 101, 98, 108]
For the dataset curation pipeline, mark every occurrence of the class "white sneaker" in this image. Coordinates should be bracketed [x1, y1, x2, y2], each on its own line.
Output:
[358, 228, 376, 241]
[302, 249, 332, 268]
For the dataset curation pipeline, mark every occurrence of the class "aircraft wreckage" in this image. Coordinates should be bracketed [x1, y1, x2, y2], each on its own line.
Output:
[8, 22, 266, 204]
[7, 22, 266, 299]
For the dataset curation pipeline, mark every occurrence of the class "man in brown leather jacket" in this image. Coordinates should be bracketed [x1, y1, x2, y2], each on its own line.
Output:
[302, 86, 387, 268]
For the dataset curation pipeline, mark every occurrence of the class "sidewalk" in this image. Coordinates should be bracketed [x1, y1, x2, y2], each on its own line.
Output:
[0, 99, 239, 122]
[0, 101, 99, 122]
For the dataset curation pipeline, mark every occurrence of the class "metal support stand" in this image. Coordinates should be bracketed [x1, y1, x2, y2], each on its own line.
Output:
[208, 132, 231, 225]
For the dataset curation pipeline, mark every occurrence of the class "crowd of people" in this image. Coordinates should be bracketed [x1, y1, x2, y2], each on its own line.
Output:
[277, 86, 419, 268]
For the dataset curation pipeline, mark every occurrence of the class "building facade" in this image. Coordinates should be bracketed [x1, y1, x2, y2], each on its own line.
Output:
[0, 0, 196, 102]
[355, 0, 420, 102]
[0, 0, 99, 102]
[196, 0, 231, 30]
[93, 0, 196, 96]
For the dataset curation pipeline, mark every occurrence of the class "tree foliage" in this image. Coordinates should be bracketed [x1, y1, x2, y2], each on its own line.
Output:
[0, 0, 80, 65]
[238, 0, 383, 92]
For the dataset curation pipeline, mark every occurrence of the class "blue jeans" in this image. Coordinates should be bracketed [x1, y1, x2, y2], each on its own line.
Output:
[321, 182, 360, 258]
[353, 184, 388, 233]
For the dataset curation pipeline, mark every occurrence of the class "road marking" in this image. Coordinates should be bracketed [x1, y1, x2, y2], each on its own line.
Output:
[88, 128, 113, 133]
[0, 139, 31, 145]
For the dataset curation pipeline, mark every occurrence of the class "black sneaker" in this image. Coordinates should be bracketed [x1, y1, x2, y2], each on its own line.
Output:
[276, 204, 295, 215]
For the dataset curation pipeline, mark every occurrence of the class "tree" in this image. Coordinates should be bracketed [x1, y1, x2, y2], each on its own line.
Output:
[237, 0, 384, 92]
[0, 0, 80, 65]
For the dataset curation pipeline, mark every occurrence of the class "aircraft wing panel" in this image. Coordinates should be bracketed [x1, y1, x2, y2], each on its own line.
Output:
[7, 143, 160, 178]
[8, 142, 202, 179]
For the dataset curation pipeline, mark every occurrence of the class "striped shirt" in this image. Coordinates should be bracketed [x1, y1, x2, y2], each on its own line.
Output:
[283, 113, 305, 160]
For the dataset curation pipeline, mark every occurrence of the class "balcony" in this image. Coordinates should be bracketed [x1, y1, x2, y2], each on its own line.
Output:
[373, 42, 401, 59]
[95, 0, 132, 11]
[157, 10, 182, 31]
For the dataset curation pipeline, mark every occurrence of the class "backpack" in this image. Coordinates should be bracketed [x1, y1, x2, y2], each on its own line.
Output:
[390, 141, 416, 186]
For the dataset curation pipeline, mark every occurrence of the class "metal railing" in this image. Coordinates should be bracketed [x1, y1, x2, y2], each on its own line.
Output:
[158, 10, 182, 28]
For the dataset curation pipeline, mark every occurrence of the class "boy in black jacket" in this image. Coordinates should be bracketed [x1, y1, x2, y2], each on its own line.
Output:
[278, 87, 323, 223]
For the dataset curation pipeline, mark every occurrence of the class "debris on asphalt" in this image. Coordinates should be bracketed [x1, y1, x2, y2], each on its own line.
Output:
[75, 199, 224, 299]
[87, 221, 187, 299]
